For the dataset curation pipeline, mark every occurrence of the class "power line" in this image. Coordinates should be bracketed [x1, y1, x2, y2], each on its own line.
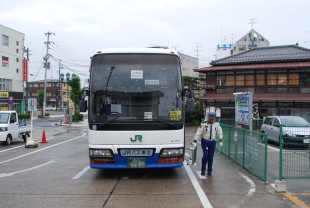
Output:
[52, 35, 87, 60]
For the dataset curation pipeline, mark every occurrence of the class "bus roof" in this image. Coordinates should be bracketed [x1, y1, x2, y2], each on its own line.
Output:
[95, 48, 179, 56]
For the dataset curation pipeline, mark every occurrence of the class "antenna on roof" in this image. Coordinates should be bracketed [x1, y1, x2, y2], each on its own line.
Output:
[248, 18, 258, 29]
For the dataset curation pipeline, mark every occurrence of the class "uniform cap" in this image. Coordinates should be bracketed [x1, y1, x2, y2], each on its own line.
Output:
[207, 112, 216, 118]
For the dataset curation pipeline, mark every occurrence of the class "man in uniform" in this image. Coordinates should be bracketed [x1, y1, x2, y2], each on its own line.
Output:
[194, 112, 223, 176]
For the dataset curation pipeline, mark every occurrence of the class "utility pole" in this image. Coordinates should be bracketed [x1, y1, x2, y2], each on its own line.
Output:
[194, 42, 202, 59]
[58, 60, 63, 109]
[43, 31, 54, 116]
[24, 47, 31, 114]
[248, 18, 258, 29]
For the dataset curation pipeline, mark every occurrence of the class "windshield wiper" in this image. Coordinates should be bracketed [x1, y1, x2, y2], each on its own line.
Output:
[98, 113, 121, 128]
[148, 119, 177, 129]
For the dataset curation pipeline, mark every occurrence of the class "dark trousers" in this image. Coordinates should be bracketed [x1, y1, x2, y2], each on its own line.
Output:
[201, 139, 216, 173]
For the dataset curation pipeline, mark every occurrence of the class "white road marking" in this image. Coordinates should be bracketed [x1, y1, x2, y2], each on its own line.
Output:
[0, 137, 55, 153]
[0, 160, 54, 178]
[183, 161, 212, 208]
[122, 176, 129, 179]
[270, 183, 275, 188]
[185, 153, 190, 157]
[239, 172, 256, 196]
[72, 166, 90, 179]
[0, 134, 85, 164]
[196, 171, 207, 179]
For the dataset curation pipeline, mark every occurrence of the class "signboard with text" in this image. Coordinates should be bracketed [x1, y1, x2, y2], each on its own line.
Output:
[217, 44, 234, 51]
[0, 92, 9, 98]
[23, 59, 28, 81]
[28, 98, 37, 111]
[235, 93, 252, 126]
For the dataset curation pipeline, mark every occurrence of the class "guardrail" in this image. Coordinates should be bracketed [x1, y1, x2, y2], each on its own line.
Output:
[216, 124, 268, 182]
[279, 125, 310, 180]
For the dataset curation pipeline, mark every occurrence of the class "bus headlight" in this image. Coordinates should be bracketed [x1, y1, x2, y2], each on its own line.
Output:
[90, 149, 113, 157]
[160, 148, 183, 157]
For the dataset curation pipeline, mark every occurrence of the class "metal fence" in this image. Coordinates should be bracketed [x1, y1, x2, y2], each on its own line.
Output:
[279, 125, 310, 180]
[218, 118, 263, 131]
[216, 124, 268, 182]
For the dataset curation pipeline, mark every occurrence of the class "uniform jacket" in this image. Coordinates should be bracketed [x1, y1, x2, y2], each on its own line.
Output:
[194, 122, 223, 141]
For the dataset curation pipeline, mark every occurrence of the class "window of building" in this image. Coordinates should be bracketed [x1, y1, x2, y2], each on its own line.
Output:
[278, 74, 287, 85]
[2, 56, 9, 67]
[16, 58, 19, 62]
[267, 74, 277, 85]
[16, 41, 19, 46]
[34, 84, 38, 87]
[267, 88, 277, 93]
[239, 45, 246, 52]
[2, 35, 9, 46]
[256, 70, 265, 74]
[236, 70, 254, 74]
[217, 88, 234, 94]
[256, 88, 265, 93]
[245, 75, 254, 85]
[256, 74, 265, 85]
[40, 84, 44, 87]
[31, 93, 36, 96]
[51, 92, 57, 96]
[16, 69, 19, 73]
[236, 75, 244, 86]
[0, 79, 12, 91]
[235, 88, 244, 92]
[277, 88, 287, 93]
[29, 84, 34, 87]
[300, 74, 310, 85]
[289, 88, 299, 93]
[16, 48, 19, 53]
[226, 75, 234, 86]
[216, 76, 225, 86]
[289, 74, 299, 85]
[301, 88, 310, 93]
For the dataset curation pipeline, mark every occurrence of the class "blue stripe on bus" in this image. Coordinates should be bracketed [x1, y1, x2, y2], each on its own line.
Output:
[90, 153, 183, 169]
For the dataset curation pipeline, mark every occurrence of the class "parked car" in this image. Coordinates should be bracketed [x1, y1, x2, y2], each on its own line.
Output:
[45, 106, 56, 111]
[0, 111, 31, 145]
[58, 106, 67, 111]
[261, 116, 310, 145]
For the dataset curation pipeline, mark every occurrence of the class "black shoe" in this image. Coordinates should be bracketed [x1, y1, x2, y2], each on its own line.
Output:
[201, 172, 205, 176]
[207, 172, 212, 176]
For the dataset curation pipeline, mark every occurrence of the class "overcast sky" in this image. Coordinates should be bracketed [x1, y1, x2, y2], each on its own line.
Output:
[1, 0, 310, 83]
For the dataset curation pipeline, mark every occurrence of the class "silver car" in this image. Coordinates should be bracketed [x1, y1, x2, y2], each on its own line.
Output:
[261, 116, 310, 145]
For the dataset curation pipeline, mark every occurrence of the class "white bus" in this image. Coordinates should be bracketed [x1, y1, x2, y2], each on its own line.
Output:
[80, 48, 194, 169]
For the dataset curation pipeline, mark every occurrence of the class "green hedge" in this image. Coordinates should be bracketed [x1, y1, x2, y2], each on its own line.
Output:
[185, 104, 204, 126]
[45, 113, 50, 116]
[72, 111, 83, 122]
[18, 114, 30, 120]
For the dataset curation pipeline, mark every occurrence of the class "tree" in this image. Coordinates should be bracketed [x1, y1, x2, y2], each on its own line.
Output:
[38, 90, 47, 117]
[68, 75, 82, 114]
[182, 76, 200, 90]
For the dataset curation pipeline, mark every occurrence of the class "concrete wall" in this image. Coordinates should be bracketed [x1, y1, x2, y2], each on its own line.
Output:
[0, 24, 25, 93]
[179, 53, 199, 77]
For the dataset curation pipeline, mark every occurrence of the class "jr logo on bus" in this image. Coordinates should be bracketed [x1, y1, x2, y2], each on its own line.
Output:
[130, 135, 142, 142]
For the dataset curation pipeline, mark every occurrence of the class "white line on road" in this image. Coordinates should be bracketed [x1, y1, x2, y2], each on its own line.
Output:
[72, 166, 90, 179]
[196, 171, 207, 179]
[0, 137, 55, 153]
[0, 134, 85, 164]
[239, 172, 256, 196]
[0, 160, 54, 178]
[122, 176, 129, 179]
[183, 161, 212, 208]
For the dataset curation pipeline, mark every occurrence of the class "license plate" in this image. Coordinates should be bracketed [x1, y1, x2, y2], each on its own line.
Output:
[127, 158, 146, 168]
[120, 149, 153, 157]
[303, 139, 310, 143]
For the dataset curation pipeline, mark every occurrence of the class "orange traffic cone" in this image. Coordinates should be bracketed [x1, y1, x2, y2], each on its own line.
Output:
[40, 130, 48, 143]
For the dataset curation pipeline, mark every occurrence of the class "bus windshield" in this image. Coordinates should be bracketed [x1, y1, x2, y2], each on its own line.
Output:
[89, 54, 182, 124]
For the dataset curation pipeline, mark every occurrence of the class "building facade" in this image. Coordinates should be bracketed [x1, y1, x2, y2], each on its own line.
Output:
[0, 24, 25, 113]
[28, 79, 74, 109]
[179, 52, 199, 77]
[230, 29, 269, 56]
[194, 45, 310, 120]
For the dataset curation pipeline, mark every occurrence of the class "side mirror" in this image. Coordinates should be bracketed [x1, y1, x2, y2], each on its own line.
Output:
[79, 100, 87, 112]
[82, 88, 89, 98]
[186, 98, 195, 113]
